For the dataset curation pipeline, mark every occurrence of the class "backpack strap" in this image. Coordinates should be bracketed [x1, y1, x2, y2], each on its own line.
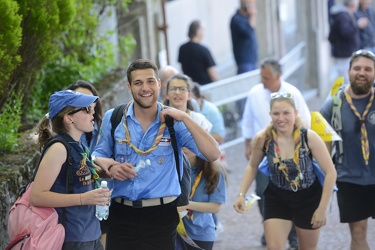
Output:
[301, 128, 311, 156]
[110, 103, 128, 157]
[165, 115, 181, 183]
[331, 90, 344, 164]
[47, 137, 74, 227]
[24, 136, 73, 227]
[28, 137, 73, 191]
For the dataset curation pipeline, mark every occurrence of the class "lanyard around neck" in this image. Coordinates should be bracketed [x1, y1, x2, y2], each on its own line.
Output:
[271, 127, 303, 192]
[344, 87, 374, 165]
[189, 170, 203, 199]
[122, 101, 166, 156]
[271, 126, 302, 166]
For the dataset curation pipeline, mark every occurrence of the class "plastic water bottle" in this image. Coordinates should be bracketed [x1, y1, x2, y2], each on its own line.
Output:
[133, 159, 151, 173]
[96, 181, 109, 221]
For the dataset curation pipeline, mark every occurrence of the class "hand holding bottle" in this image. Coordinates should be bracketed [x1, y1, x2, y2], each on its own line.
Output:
[96, 181, 110, 221]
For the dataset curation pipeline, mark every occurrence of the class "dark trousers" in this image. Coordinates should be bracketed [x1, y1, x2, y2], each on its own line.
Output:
[106, 200, 179, 250]
[62, 238, 103, 250]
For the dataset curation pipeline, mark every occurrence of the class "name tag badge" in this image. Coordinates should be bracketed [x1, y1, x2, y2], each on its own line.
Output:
[159, 137, 171, 146]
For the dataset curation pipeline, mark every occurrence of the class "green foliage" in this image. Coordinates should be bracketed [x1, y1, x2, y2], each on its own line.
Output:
[0, 0, 137, 148]
[0, 0, 76, 122]
[119, 33, 137, 65]
[16, 0, 76, 64]
[0, 92, 22, 153]
[32, 0, 137, 117]
[0, 0, 77, 148]
[0, 0, 22, 92]
[34, 0, 120, 111]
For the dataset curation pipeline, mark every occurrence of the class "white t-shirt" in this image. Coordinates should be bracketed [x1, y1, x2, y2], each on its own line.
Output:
[241, 81, 311, 139]
[190, 110, 213, 133]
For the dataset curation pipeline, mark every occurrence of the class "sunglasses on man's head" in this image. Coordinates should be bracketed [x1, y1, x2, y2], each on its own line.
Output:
[270, 92, 293, 99]
[68, 105, 93, 115]
[351, 50, 375, 60]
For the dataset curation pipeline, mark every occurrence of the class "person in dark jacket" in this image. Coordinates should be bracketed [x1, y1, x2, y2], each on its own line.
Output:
[230, 0, 258, 74]
[328, 0, 364, 85]
[355, 0, 375, 53]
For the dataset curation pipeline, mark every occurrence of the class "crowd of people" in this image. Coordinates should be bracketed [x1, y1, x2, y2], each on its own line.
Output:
[7, 0, 375, 250]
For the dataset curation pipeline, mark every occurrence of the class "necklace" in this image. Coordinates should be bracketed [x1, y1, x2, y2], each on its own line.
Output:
[118, 101, 166, 156]
[272, 127, 303, 192]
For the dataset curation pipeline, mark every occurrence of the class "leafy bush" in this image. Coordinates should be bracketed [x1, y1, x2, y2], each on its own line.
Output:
[0, 0, 22, 93]
[0, 92, 22, 153]
[1, 0, 76, 124]
[0, 0, 136, 150]
[32, 0, 135, 118]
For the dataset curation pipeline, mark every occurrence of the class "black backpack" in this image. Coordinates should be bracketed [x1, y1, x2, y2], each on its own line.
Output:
[110, 103, 191, 206]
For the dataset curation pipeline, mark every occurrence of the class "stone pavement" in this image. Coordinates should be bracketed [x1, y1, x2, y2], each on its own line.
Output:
[211, 95, 375, 250]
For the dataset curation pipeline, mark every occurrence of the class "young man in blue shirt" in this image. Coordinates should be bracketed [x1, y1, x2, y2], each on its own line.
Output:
[92, 59, 221, 250]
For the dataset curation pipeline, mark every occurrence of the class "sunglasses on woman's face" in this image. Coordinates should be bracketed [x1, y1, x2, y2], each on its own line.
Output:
[68, 105, 93, 115]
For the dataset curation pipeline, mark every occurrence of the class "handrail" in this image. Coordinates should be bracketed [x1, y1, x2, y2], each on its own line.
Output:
[200, 69, 260, 107]
[201, 41, 307, 150]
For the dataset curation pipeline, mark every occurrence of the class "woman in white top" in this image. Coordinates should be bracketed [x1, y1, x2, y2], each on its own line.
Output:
[164, 74, 212, 132]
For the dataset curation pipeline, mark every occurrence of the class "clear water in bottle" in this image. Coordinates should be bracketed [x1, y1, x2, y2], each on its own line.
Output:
[96, 181, 109, 221]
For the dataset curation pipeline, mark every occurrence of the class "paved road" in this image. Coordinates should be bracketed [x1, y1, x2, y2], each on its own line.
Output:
[212, 96, 375, 250]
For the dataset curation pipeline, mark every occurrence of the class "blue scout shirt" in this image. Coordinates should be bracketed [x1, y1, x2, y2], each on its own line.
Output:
[93, 102, 207, 200]
[182, 166, 226, 242]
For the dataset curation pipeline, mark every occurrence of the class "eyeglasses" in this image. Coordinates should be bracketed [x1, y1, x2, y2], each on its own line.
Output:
[168, 86, 188, 94]
[351, 50, 375, 60]
[270, 92, 293, 99]
[68, 105, 93, 115]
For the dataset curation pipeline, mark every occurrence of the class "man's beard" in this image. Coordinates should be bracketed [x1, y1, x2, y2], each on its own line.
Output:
[350, 79, 373, 95]
[132, 94, 155, 109]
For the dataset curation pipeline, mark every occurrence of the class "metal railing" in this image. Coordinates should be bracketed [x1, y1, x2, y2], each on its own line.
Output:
[200, 42, 311, 150]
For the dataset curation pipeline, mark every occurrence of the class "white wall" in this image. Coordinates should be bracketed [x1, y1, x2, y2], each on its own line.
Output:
[165, 0, 239, 78]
